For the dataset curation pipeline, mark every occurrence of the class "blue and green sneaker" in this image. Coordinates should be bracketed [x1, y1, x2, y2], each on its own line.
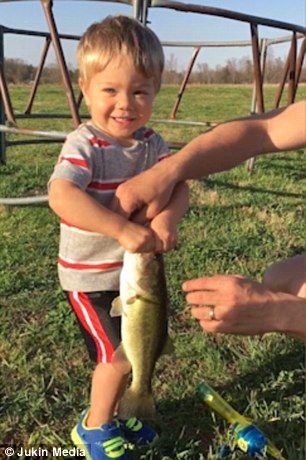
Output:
[71, 411, 127, 460]
[119, 417, 158, 447]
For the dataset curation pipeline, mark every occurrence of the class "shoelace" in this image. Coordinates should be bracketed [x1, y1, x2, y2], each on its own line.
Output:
[101, 436, 125, 459]
[125, 417, 143, 432]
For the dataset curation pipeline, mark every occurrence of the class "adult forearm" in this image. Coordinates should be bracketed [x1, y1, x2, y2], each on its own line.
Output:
[166, 119, 270, 181]
[162, 100, 306, 182]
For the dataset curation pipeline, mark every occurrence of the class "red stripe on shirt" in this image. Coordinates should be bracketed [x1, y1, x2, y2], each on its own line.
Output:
[89, 136, 112, 148]
[143, 129, 155, 139]
[58, 257, 123, 271]
[58, 157, 90, 169]
[88, 180, 125, 190]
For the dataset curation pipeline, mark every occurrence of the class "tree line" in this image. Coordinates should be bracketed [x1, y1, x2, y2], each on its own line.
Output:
[163, 53, 306, 85]
[3, 53, 305, 85]
[3, 59, 78, 85]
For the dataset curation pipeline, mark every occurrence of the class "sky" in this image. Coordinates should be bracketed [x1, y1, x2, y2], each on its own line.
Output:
[0, 0, 305, 70]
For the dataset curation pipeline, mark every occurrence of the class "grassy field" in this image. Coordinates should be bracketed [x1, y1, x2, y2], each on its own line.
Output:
[0, 84, 305, 459]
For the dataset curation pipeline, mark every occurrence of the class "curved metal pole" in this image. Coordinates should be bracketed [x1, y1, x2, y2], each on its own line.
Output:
[151, 0, 306, 34]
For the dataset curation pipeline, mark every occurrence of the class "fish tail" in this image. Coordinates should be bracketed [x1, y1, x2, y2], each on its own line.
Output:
[118, 386, 156, 421]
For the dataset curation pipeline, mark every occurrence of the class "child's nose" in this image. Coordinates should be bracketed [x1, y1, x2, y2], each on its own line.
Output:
[117, 93, 133, 109]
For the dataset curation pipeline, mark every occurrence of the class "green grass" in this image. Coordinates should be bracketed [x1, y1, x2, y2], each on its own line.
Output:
[0, 84, 305, 459]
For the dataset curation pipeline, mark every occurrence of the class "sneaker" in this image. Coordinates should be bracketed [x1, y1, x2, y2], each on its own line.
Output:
[71, 411, 127, 460]
[119, 417, 158, 447]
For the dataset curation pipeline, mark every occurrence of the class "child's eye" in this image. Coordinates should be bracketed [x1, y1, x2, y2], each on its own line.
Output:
[134, 89, 148, 96]
[103, 88, 116, 94]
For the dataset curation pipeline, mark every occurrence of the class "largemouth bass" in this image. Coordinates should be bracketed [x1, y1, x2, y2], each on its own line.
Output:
[111, 251, 170, 420]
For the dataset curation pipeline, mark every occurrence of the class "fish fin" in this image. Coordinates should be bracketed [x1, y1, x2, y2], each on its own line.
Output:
[110, 297, 123, 317]
[161, 335, 175, 355]
[112, 343, 128, 363]
[118, 386, 156, 421]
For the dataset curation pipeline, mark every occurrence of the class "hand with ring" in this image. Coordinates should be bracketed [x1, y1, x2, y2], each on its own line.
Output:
[181, 274, 302, 336]
[208, 306, 216, 321]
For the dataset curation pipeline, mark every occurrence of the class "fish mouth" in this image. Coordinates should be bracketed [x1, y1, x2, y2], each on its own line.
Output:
[124, 251, 156, 263]
[135, 252, 157, 269]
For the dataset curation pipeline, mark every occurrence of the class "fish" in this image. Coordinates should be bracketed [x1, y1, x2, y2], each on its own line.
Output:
[110, 251, 171, 420]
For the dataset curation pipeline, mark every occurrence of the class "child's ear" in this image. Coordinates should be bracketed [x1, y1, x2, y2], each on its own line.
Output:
[79, 78, 90, 106]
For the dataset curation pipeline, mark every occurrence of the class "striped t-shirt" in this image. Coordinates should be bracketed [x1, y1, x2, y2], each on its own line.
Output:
[49, 122, 170, 292]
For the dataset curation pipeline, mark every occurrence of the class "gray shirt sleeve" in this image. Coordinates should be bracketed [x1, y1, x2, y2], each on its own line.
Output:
[49, 129, 94, 190]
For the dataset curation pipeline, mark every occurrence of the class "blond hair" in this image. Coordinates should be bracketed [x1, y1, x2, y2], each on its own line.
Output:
[77, 15, 164, 91]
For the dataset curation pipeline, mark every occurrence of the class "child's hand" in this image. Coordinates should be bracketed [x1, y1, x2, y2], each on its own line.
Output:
[150, 213, 177, 253]
[117, 221, 156, 253]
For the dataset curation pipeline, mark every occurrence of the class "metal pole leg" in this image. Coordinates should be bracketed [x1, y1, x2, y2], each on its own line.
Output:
[25, 37, 51, 114]
[274, 51, 290, 109]
[41, 0, 80, 127]
[0, 26, 6, 164]
[246, 34, 267, 172]
[170, 46, 201, 119]
[293, 37, 306, 100]
[287, 32, 297, 105]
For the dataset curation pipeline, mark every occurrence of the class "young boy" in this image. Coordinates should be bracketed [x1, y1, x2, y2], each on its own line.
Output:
[48, 15, 188, 460]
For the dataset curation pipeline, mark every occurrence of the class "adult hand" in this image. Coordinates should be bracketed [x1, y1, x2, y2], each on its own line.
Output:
[182, 274, 286, 335]
[111, 161, 177, 222]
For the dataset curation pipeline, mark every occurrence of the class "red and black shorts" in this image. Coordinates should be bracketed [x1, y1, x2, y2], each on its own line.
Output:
[66, 291, 121, 364]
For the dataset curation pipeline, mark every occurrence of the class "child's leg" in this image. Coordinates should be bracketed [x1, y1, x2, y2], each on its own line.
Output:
[87, 362, 130, 427]
[263, 254, 305, 298]
[67, 290, 157, 451]
[66, 290, 126, 425]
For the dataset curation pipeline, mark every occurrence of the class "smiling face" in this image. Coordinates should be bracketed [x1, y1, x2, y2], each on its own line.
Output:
[80, 55, 156, 147]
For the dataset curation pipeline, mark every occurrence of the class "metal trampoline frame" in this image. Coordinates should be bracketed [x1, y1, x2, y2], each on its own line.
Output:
[0, 0, 305, 194]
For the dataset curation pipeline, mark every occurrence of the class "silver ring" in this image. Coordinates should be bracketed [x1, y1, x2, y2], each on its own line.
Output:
[208, 306, 216, 321]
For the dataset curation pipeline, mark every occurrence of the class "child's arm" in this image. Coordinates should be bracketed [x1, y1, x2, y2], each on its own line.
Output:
[149, 181, 189, 252]
[49, 178, 156, 253]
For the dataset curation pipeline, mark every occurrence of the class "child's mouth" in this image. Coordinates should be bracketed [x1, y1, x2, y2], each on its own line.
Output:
[112, 116, 136, 126]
